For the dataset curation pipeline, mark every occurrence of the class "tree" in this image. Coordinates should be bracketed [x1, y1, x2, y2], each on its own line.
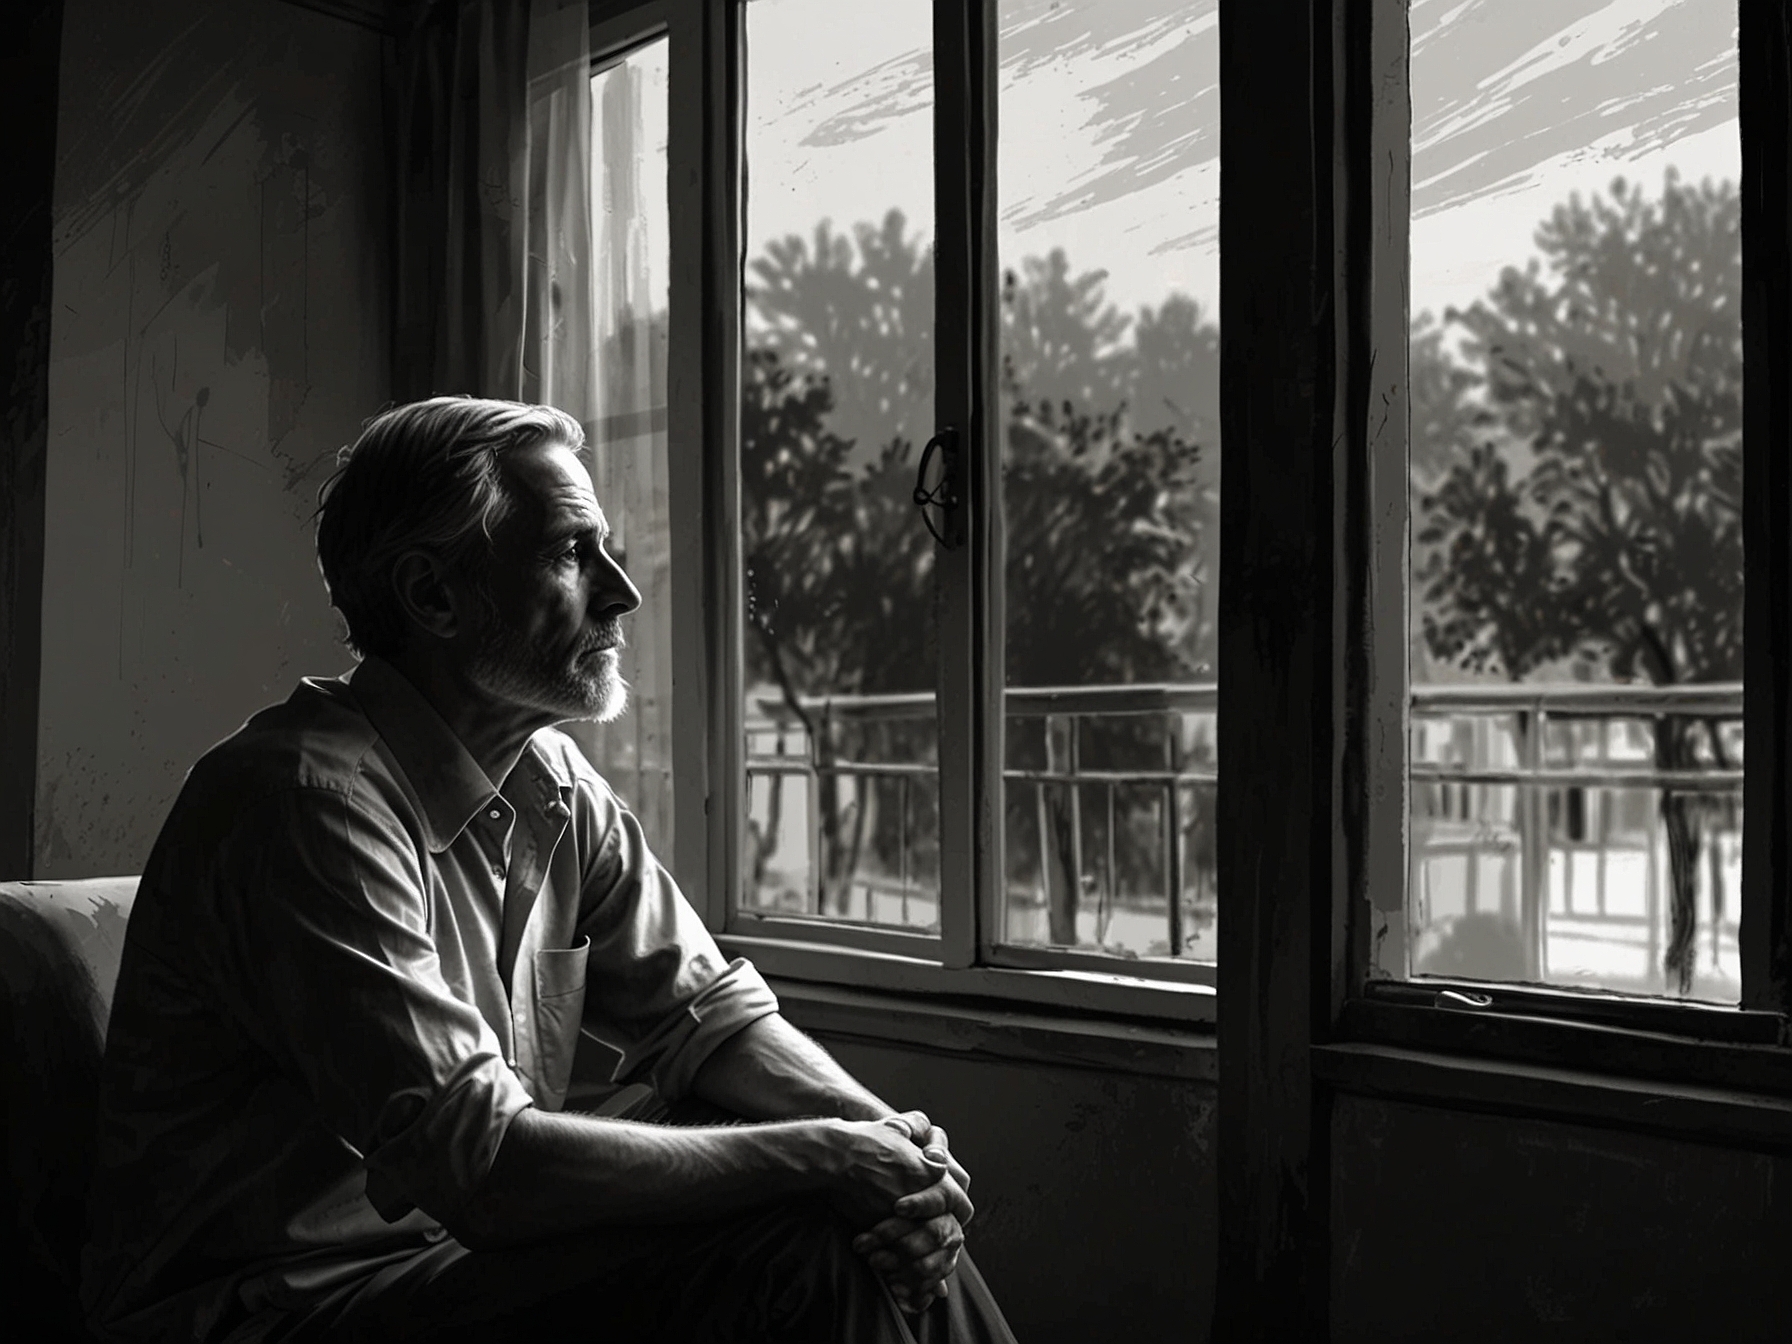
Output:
[739, 348, 935, 910]
[1408, 311, 1486, 484]
[745, 212, 935, 475]
[1414, 172, 1742, 992]
[740, 216, 1218, 941]
[1001, 378, 1207, 946]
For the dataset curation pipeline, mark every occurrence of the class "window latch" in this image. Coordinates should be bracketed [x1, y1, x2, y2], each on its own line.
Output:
[1435, 989, 1494, 1010]
[913, 426, 962, 550]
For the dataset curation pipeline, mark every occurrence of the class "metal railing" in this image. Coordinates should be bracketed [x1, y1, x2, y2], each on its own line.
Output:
[742, 683, 1217, 958]
[1408, 681, 1742, 997]
[741, 680, 1745, 988]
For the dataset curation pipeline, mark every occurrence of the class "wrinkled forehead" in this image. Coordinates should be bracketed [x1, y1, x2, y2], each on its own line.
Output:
[498, 439, 608, 540]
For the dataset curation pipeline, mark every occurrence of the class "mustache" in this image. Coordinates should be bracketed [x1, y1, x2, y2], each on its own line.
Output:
[581, 622, 626, 656]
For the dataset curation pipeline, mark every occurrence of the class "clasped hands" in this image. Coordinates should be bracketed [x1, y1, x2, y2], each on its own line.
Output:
[832, 1109, 973, 1315]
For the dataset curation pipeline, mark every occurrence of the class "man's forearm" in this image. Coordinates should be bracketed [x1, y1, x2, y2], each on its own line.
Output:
[459, 1088, 952, 1251]
[458, 1109, 833, 1249]
[689, 1013, 895, 1123]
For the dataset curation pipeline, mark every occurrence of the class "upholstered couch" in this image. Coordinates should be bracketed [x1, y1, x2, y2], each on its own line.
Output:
[0, 876, 137, 1343]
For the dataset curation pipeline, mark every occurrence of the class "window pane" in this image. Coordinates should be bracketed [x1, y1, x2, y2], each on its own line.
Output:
[739, 0, 940, 930]
[1408, 1, 1741, 1001]
[997, 0, 1219, 961]
[576, 36, 675, 858]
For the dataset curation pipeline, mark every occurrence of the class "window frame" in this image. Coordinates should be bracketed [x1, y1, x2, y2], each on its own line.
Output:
[640, 0, 1792, 1333]
[1326, 0, 1792, 1086]
[654, 0, 1791, 1045]
[669, 0, 1218, 1018]
[1213, 3, 1792, 1328]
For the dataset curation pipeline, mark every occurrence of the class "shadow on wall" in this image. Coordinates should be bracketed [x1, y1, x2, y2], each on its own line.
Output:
[36, 0, 388, 877]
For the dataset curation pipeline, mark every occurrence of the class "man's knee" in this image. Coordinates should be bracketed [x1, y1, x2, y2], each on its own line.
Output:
[731, 1199, 895, 1336]
[745, 1197, 864, 1277]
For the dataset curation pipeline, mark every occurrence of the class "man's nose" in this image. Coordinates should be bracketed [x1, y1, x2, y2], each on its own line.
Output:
[594, 553, 643, 619]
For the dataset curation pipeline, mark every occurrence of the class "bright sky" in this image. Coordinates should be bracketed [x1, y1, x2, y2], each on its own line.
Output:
[741, 0, 1738, 325]
[744, 0, 1218, 319]
[1410, 0, 1738, 318]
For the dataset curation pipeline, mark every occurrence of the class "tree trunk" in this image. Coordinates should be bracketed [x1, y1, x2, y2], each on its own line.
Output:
[754, 771, 783, 894]
[814, 709, 850, 917]
[1045, 786, 1079, 945]
[817, 750, 850, 916]
[844, 772, 870, 917]
[1043, 715, 1080, 945]
[1657, 716, 1703, 994]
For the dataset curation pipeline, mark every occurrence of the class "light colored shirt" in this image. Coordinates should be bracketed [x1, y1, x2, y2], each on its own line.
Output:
[80, 656, 779, 1343]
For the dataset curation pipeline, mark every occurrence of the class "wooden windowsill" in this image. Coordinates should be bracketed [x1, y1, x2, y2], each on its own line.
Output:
[1339, 996, 1792, 1098]
[767, 975, 1217, 1083]
[721, 931, 1217, 1030]
[1315, 1039, 1792, 1154]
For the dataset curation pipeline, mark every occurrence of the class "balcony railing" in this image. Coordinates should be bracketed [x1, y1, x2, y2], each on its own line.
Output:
[1409, 682, 1742, 999]
[743, 683, 1216, 959]
[741, 680, 1743, 993]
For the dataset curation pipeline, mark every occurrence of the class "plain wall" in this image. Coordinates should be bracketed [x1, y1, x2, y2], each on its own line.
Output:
[1330, 1095, 1792, 1343]
[36, 0, 386, 876]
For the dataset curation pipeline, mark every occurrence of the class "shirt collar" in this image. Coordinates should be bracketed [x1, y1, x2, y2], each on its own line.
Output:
[347, 656, 572, 852]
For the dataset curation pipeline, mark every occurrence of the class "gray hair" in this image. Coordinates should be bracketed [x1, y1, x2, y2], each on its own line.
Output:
[314, 396, 585, 658]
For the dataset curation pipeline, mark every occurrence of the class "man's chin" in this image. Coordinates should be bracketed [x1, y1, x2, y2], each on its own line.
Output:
[590, 681, 629, 724]
[581, 652, 628, 724]
[558, 670, 628, 725]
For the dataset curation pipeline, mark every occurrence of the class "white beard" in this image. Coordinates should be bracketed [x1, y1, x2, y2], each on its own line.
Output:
[466, 611, 629, 724]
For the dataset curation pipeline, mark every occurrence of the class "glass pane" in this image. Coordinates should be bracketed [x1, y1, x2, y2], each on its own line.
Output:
[739, 0, 939, 930]
[996, 0, 1220, 961]
[1408, 1, 1742, 1000]
[577, 37, 675, 857]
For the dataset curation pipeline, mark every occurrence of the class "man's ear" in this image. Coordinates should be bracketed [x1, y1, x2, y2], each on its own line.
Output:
[391, 549, 464, 643]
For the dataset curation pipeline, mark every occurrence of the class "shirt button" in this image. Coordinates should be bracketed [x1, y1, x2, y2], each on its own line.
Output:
[492, 864, 505, 880]
[488, 808, 502, 820]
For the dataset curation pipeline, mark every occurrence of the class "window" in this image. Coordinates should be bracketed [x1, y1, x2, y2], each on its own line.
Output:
[736, 0, 942, 940]
[1331, 0, 1792, 1066]
[1210, 3, 1792, 1324]
[631, 0, 1787, 1044]
[994, 1, 1219, 968]
[1402, 0, 1744, 1006]
[720, 0, 1220, 1005]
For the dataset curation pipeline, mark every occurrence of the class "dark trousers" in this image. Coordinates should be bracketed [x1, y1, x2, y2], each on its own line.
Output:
[280, 1199, 1014, 1343]
[276, 1093, 1018, 1343]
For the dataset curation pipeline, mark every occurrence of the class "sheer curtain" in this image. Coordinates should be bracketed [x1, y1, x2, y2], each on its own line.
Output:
[580, 45, 675, 854]
[390, 0, 675, 854]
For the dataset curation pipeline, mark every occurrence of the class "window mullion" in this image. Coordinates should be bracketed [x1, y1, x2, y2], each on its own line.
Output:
[667, 0, 741, 930]
[1356, 0, 1414, 987]
[931, 0, 1001, 971]
[1213, 0, 1353, 1332]
[1739, 2, 1792, 1016]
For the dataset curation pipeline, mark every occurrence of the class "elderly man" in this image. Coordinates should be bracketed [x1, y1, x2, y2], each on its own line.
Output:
[81, 397, 1018, 1343]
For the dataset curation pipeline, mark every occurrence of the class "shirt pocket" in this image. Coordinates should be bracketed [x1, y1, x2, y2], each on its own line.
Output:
[529, 936, 590, 1111]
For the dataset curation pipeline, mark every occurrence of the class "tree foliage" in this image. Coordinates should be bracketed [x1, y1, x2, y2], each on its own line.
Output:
[740, 212, 1219, 928]
[1417, 172, 1742, 686]
[743, 209, 1218, 699]
[1413, 172, 1742, 991]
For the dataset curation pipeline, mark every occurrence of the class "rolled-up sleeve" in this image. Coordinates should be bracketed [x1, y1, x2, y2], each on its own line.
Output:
[571, 785, 780, 1100]
[211, 785, 533, 1227]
